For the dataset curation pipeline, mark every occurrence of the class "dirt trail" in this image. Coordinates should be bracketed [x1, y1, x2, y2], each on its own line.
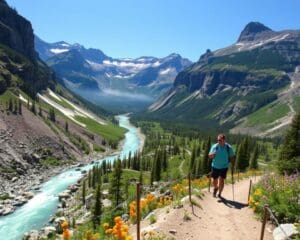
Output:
[131, 177, 273, 240]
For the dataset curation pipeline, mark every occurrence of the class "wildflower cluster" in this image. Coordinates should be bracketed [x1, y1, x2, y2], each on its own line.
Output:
[83, 230, 100, 240]
[103, 216, 133, 240]
[249, 173, 300, 223]
[129, 194, 172, 223]
[191, 178, 209, 189]
[61, 221, 71, 239]
[172, 183, 187, 199]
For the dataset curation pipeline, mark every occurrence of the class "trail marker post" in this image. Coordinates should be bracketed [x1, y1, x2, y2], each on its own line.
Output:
[259, 204, 269, 240]
[136, 182, 141, 240]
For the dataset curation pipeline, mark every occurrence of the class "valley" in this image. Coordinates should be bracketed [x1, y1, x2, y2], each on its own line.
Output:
[0, 0, 299, 239]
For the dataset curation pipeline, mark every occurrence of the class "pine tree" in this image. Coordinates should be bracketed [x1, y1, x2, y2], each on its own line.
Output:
[249, 145, 259, 169]
[82, 180, 86, 205]
[93, 184, 102, 227]
[65, 121, 69, 132]
[88, 170, 92, 188]
[109, 159, 123, 207]
[162, 148, 168, 171]
[8, 98, 13, 112]
[189, 144, 197, 176]
[49, 108, 56, 122]
[278, 111, 300, 174]
[18, 99, 22, 115]
[13, 100, 17, 114]
[236, 137, 250, 172]
[31, 100, 36, 115]
[201, 137, 211, 174]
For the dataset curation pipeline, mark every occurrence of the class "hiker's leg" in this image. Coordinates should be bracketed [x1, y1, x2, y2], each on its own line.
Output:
[211, 168, 219, 197]
[219, 177, 225, 194]
[213, 178, 218, 189]
[218, 168, 228, 196]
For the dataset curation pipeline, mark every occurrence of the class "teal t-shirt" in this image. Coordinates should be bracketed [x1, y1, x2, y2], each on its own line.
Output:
[209, 143, 235, 169]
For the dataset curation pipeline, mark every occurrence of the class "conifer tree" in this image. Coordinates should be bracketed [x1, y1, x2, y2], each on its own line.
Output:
[13, 100, 17, 114]
[162, 148, 168, 171]
[278, 111, 300, 174]
[38, 106, 42, 117]
[88, 170, 92, 188]
[236, 137, 250, 171]
[93, 184, 102, 227]
[201, 137, 211, 174]
[249, 145, 259, 169]
[65, 121, 69, 132]
[82, 179, 86, 205]
[8, 98, 13, 112]
[189, 144, 197, 176]
[31, 100, 36, 115]
[109, 159, 123, 207]
[18, 99, 22, 115]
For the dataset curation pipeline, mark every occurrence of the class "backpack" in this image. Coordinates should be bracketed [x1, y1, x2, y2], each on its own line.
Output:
[216, 143, 230, 163]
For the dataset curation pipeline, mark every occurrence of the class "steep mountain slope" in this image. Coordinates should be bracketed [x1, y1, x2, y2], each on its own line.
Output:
[35, 36, 192, 112]
[0, 0, 126, 210]
[145, 22, 300, 136]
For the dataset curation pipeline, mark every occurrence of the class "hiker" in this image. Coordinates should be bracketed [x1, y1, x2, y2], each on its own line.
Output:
[208, 134, 235, 198]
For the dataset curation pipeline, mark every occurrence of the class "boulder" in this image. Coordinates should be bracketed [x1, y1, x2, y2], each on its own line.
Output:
[42, 226, 56, 238]
[22, 230, 39, 240]
[273, 224, 299, 240]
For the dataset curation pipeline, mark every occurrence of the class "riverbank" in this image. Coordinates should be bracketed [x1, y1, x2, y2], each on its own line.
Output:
[0, 147, 120, 217]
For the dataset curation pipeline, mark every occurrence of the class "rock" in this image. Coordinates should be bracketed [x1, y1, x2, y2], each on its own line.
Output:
[273, 224, 299, 240]
[85, 194, 94, 209]
[1, 205, 15, 215]
[54, 217, 66, 234]
[42, 226, 56, 238]
[11, 177, 18, 182]
[58, 191, 71, 201]
[169, 229, 177, 234]
[23, 230, 39, 240]
[102, 199, 112, 208]
[22, 191, 34, 199]
[81, 170, 87, 174]
[122, 213, 129, 221]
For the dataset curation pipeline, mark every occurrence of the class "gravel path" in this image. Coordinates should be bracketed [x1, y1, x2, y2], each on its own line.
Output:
[131, 177, 274, 240]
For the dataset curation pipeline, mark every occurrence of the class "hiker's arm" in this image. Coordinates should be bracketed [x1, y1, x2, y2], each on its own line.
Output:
[208, 152, 216, 159]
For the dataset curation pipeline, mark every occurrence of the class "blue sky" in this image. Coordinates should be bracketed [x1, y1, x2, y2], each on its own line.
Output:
[6, 0, 300, 61]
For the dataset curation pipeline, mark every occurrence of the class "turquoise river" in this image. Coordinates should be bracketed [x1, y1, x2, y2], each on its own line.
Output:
[0, 115, 142, 240]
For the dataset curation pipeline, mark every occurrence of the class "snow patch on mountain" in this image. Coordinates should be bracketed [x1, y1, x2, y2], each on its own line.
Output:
[159, 68, 173, 75]
[50, 48, 69, 54]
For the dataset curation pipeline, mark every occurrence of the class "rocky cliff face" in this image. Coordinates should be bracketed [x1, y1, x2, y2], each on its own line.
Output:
[0, 0, 36, 61]
[0, 0, 55, 97]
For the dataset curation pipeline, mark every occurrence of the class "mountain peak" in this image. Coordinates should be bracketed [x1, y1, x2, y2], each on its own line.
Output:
[238, 22, 272, 42]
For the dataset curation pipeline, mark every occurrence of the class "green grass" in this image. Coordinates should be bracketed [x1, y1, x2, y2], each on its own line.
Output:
[246, 102, 290, 126]
[0, 90, 17, 102]
[293, 96, 300, 112]
[46, 92, 75, 110]
[74, 115, 126, 142]
[40, 156, 61, 167]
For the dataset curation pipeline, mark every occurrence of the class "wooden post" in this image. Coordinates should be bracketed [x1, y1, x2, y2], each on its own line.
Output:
[237, 170, 240, 182]
[136, 182, 141, 240]
[188, 173, 192, 203]
[208, 174, 211, 192]
[254, 170, 256, 182]
[247, 179, 252, 205]
[260, 205, 269, 240]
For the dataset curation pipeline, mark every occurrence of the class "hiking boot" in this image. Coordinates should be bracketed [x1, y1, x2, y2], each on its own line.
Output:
[218, 193, 222, 198]
[213, 188, 218, 197]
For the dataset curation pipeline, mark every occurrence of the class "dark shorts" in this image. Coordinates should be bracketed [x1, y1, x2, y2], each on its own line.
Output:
[211, 167, 228, 179]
